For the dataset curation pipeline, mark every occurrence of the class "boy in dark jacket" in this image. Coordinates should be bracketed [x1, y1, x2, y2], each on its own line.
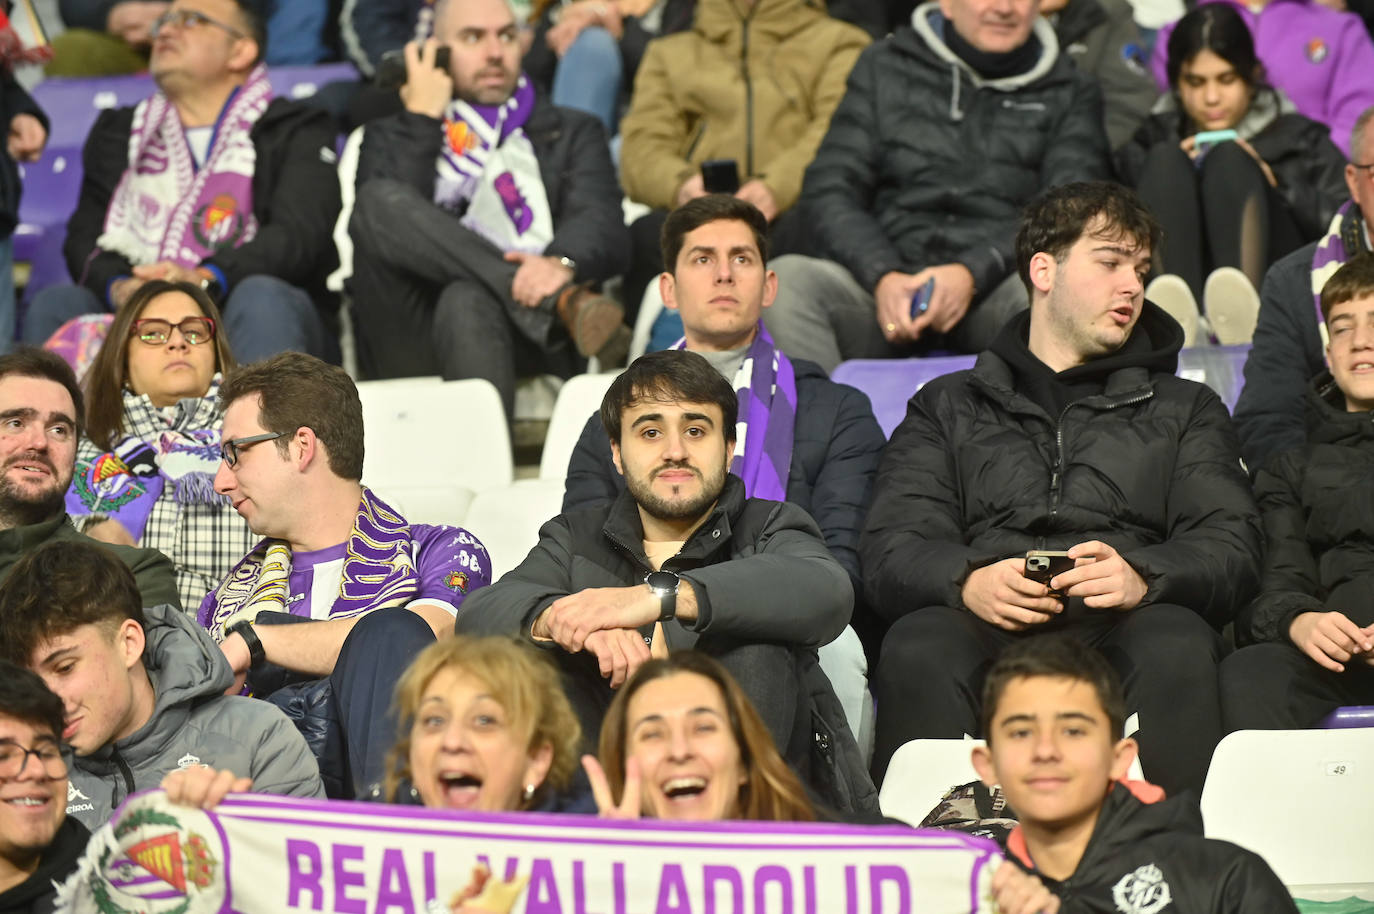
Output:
[1221, 254, 1374, 730]
[973, 636, 1297, 914]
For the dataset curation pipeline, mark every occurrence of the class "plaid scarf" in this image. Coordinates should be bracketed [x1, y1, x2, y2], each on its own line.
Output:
[96, 64, 270, 268]
[1311, 201, 1371, 346]
[673, 325, 796, 501]
[198, 488, 420, 637]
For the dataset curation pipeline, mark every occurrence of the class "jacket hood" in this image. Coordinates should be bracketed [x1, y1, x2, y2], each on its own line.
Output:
[695, 0, 829, 41]
[903, 1, 1061, 91]
[1149, 85, 1297, 140]
[1072, 783, 1203, 877]
[86, 604, 235, 769]
[1305, 369, 1374, 445]
[994, 300, 1183, 379]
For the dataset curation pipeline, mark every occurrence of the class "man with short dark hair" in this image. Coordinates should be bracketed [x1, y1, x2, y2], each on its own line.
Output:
[0, 660, 88, 913]
[0, 541, 324, 826]
[0, 348, 178, 608]
[863, 181, 1262, 796]
[460, 349, 873, 812]
[23, 0, 343, 361]
[972, 636, 1296, 914]
[1222, 254, 1374, 731]
[203, 352, 491, 797]
[349, 0, 630, 420]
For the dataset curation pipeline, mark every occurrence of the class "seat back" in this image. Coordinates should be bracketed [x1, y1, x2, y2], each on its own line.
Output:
[832, 356, 977, 438]
[461, 479, 566, 580]
[539, 371, 619, 480]
[1201, 728, 1374, 888]
[878, 738, 985, 826]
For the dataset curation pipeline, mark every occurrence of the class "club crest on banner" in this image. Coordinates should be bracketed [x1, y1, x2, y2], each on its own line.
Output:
[192, 194, 246, 251]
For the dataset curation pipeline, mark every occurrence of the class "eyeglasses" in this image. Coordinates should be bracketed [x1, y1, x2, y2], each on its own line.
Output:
[0, 740, 67, 780]
[221, 432, 284, 467]
[131, 317, 216, 346]
[150, 8, 246, 40]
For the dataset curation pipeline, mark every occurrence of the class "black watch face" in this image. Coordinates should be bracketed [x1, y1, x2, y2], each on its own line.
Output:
[645, 571, 678, 592]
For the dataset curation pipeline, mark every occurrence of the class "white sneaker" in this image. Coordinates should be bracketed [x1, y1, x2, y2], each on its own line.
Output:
[1145, 274, 1201, 347]
[1204, 267, 1261, 345]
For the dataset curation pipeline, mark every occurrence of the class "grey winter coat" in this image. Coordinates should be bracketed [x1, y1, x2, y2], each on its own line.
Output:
[65, 604, 324, 826]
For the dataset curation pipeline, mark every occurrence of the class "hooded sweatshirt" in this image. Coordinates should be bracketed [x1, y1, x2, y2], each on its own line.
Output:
[0, 818, 89, 914]
[65, 604, 324, 826]
[1008, 784, 1297, 914]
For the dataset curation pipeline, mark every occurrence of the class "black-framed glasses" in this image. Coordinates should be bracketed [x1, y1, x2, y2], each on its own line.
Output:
[0, 740, 67, 779]
[131, 317, 217, 347]
[221, 432, 284, 467]
[150, 8, 247, 39]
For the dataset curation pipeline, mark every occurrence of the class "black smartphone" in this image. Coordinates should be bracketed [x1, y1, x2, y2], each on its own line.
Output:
[1024, 550, 1075, 593]
[374, 45, 452, 90]
[701, 159, 740, 194]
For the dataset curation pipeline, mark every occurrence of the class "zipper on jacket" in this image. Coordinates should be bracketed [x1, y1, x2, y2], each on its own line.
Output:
[1048, 391, 1154, 519]
[112, 747, 135, 808]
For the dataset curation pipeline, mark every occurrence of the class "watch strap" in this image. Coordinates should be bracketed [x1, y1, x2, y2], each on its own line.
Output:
[226, 619, 266, 670]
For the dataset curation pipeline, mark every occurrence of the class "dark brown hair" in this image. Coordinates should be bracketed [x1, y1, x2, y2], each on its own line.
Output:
[218, 353, 364, 480]
[980, 635, 1127, 743]
[0, 659, 66, 742]
[598, 652, 815, 822]
[1319, 253, 1374, 323]
[0, 541, 147, 666]
[660, 195, 770, 274]
[1016, 181, 1163, 300]
[84, 280, 236, 452]
[0, 347, 85, 436]
[599, 350, 738, 445]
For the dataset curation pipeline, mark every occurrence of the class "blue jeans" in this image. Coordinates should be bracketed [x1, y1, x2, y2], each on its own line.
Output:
[23, 276, 337, 362]
[552, 26, 622, 136]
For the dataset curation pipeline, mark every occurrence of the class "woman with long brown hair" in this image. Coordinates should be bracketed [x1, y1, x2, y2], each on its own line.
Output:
[585, 651, 815, 822]
[65, 279, 254, 608]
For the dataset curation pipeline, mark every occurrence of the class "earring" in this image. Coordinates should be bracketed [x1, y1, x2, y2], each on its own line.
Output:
[523, 783, 536, 802]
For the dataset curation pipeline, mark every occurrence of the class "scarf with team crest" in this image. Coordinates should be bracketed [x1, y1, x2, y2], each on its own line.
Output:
[96, 64, 270, 268]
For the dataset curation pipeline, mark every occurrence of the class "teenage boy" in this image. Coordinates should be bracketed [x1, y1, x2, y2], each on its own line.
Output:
[0, 540, 323, 826]
[972, 636, 1297, 913]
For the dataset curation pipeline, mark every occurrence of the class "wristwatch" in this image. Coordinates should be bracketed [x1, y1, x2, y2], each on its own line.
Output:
[645, 570, 680, 622]
[557, 255, 577, 277]
[226, 619, 266, 670]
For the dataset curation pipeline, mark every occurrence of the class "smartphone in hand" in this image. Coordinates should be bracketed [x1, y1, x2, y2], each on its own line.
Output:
[1025, 550, 1074, 595]
[909, 277, 936, 319]
[375, 45, 452, 90]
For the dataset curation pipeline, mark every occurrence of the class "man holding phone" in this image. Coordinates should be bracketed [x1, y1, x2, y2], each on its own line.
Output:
[348, 0, 630, 421]
[861, 181, 1262, 797]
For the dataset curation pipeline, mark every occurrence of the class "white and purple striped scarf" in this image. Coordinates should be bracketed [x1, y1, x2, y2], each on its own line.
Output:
[674, 325, 796, 502]
[1311, 201, 1370, 345]
[97, 64, 270, 268]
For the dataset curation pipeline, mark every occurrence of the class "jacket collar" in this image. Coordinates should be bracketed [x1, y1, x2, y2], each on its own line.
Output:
[0, 512, 72, 554]
[601, 474, 747, 571]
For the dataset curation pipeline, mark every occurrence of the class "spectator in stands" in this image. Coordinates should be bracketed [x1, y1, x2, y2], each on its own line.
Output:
[522, 0, 693, 137]
[458, 350, 874, 814]
[25, 0, 344, 363]
[583, 651, 815, 821]
[1043, 0, 1157, 150]
[861, 181, 1262, 796]
[1233, 104, 1374, 468]
[0, 348, 180, 608]
[201, 353, 491, 798]
[561, 196, 886, 738]
[348, 0, 629, 421]
[375, 635, 585, 811]
[0, 36, 47, 356]
[64, 281, 255, 611]
[1221, 255, 1374, 731]
[761, 0, 1112, 372]
[615, 0, 870, 324]
[1117, 3, 1348, 344]
[972, 636, 1298, 912]
[0, 660, 89, 914]
[0, 540, 324, 827]
[1149, 0, 1374, 153]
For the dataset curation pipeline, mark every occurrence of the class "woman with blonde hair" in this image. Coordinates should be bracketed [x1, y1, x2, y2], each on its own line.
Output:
[584, 651, 814, 822]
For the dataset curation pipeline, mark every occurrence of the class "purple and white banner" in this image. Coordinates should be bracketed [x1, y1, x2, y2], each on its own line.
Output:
[57, 791, 1001, 914]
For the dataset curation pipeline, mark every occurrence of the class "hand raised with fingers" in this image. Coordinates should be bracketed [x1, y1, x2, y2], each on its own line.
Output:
[1289, 610, 1374, 673]
[962, 557, 1064, 630]
[582, 754, 644, 819]
[1051, 541, 1148, 611]
[161, 766, 252, 809]
[991, 861, 1060, 914]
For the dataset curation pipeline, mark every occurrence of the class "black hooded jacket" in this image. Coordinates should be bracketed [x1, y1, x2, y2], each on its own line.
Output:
[860, 303, 1262, 628]
[0, 818, 89, 914]
[1238, 373, 1374, 645]
[1012, 784, 1297, 914]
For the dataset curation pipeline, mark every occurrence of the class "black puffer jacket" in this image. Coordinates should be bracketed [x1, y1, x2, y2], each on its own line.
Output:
[1239, 373, 1374, 645]
[356, 101, 629, 285]
[800, 1, 1111, 296]
[0, 818, 88, 914]
[1115, 89, 1349, 240]
[1013, 784, 1297, 914]
[860, 303, 1262, 629]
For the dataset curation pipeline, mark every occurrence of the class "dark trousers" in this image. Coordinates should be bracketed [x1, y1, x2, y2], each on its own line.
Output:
[1220, 642, 1374, 731]
[871, 604, 1224, 798]
[348, 178, 579, 419]
[1136, 141, 1303, 300]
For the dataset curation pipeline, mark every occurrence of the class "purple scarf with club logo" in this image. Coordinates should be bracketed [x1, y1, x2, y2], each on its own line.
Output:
[673, 325, 796, 502]
[433, 73, 553, 255]
[1310, 201, 1371, 340]
[97, 64, 270, 268]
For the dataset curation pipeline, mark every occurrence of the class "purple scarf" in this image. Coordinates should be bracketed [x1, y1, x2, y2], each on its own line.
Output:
[1311, 201, 1370, 329]
[674, 325, 796, 502]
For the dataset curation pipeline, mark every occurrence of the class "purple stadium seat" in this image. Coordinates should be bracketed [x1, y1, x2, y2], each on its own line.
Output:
[1320, 706, 1374, 728]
